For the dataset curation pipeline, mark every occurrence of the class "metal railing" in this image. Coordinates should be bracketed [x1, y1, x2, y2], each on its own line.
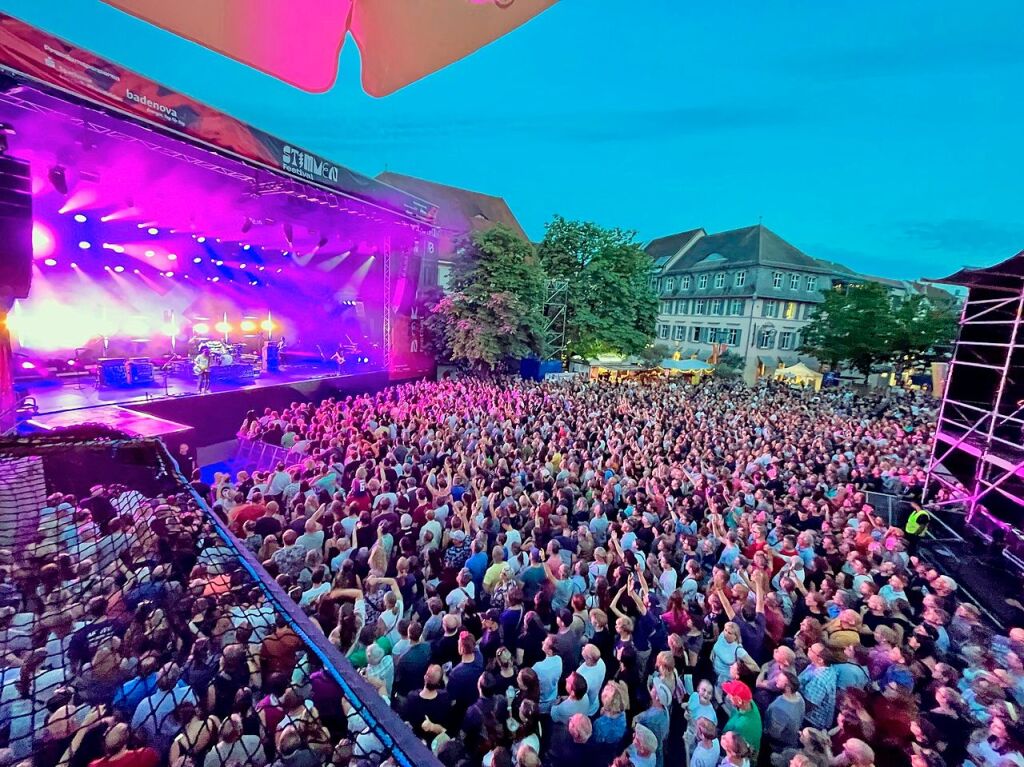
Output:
[234, 434, 309, 473]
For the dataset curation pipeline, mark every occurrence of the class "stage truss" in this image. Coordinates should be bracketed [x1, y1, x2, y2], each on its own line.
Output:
[543, 278, 569, 360]
[924, 270, 1024, 568]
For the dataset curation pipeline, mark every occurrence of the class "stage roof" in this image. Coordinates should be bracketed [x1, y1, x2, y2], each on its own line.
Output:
[0, 12, 438, 227]
[932, 249, 1024, 290]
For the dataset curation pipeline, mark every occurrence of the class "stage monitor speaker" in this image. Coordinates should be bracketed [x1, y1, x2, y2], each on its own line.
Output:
[0, 155, 33, 299]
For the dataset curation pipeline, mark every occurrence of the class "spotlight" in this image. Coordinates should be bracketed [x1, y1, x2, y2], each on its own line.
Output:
[242, 244, 251, 251]
[113, 265, 125, 273]
[214, 321, 232, 333]
[164, 271, 174, 278]
[103, 265, 111, 271]
[144, 250, 155, 258]
[133, 269, 141, 274]
[48, 165, 68, 195]
[193, 257, 202, 264]
[276, 268, 283, 273]
[214, 260, 223, 266]
[240, 320, 257, 332]
[73, 214, 87, 223]
[167, 254, 177, 261]
[211, 276, 220, 283]
[193, 322, 209, 334]
[67, 359, 76, 366]
[197, 236, 206, 243]
[239, 263, 246, 270]
[249, 280, 259, 286]
[43, 258, 57, 266]
[260, 320, 274, 331]
[78, 241, 91, 249]
[147, 227, 158, 235]
[258, 266, 265, 271]
[70, 262, 78, 269]
[241, 217, 253, 233]
[21, 361, 35, 370]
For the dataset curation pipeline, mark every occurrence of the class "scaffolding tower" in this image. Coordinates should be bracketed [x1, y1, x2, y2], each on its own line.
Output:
[924, 250, 1024, 566]
[543, 278, 569, 360]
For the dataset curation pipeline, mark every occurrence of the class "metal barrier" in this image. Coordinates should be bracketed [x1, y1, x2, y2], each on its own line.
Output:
[0, 431, 438, 767]
[234, 434, 309, 473]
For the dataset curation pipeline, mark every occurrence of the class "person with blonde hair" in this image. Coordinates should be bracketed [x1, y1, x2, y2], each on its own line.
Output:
[720, 730, 751, 767]
[689, 717, 720, 767]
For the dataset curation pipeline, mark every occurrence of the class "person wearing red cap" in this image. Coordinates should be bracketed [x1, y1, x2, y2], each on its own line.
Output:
[722, 680, 762, 761]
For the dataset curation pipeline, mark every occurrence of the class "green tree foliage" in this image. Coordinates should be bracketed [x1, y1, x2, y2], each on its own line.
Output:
[425, 225, 546, 368]
[537, 215, 658, 360]
[801, 282, 959, 378]
[715, 351, 745, 379]
[888, 294, 959, 373]
[799, 282, 894, 377]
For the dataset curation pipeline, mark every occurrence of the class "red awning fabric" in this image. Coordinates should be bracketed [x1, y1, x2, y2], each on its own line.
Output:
[103, 0, 559, 96]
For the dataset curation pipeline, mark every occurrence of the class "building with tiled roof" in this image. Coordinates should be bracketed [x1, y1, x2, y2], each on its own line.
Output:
[376, 171, 528, 291]
[645, 224, 956, 382]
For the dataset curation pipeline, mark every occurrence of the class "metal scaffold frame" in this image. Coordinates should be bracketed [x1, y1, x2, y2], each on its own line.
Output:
[543, 278, 569, 360]
[924, 263, 1024, 567]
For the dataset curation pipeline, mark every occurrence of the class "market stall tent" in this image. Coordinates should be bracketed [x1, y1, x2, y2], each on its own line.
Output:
[773, 362, 823, 391]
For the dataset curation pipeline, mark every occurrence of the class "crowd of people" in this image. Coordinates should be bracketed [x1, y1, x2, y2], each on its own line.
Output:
[3, 375, 1023, 767]
[0, 475, 387, 766]
[218, 376, 1023, 767]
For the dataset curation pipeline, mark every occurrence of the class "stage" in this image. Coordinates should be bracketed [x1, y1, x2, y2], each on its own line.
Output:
[17, 361, 431, 461]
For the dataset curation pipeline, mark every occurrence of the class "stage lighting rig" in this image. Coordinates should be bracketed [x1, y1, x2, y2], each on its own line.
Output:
[48, 165, 68, 195]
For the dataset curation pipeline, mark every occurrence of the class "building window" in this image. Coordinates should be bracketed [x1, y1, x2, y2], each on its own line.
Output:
[725, 328, 740, 345]
[665, 277, 675, 292]
[784, 301, 797, 320]
[806, 276, 818, 292]
[711, 299, 724, 316]
[690, 326, 701, 342]
[673, 325, 686, 341]
[678, 299, 689, 315]
[681, 275, 691, 290]
[714, 273, 725, 289]
[773, 272, 784, 288]
[695, 299, 706, 315]
[763, 300, 779, 318]
[698, 274, 708, 290]
[730, 299, 745, 316]
[759, 328, 775, 348]
[779, 331, 794, 350]
[659, 324, 670, 339]
[790, 274, 800, 290]
[702, 327, 717, 343]
[735, 271, 746, 287]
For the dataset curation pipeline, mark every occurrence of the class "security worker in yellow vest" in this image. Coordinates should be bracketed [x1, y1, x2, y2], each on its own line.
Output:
[904, 504, 931, 554]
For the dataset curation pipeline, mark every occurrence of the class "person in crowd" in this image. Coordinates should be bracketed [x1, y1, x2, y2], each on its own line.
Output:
[9, 376, 1020, 767]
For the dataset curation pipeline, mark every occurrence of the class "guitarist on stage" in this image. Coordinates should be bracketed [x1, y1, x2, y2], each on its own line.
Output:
[193, 346, 212, 394]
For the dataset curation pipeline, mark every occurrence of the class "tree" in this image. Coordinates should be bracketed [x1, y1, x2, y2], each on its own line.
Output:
[887, 294, 959, 374]
[639, 343, 673, 368]
[537, 215, 658, 360]
[715, 351, 745, 379]
[799, 282, 894, 378]
[425, 225, 546, 368]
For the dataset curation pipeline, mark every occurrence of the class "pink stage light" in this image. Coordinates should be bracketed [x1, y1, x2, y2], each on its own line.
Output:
[32, 221, 56, 258]
[167, 253, 177, 261]
[43, 258, 57, 267]
[70, 262, 78, 269]
[21, 361, 35, 370]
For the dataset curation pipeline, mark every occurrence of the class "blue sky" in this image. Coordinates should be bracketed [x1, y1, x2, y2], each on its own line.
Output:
[4, 0, 1023, 279]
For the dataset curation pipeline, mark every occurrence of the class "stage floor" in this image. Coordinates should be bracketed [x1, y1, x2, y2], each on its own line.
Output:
[18, 362, 362, 415]
[28, 406, 193, 438]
